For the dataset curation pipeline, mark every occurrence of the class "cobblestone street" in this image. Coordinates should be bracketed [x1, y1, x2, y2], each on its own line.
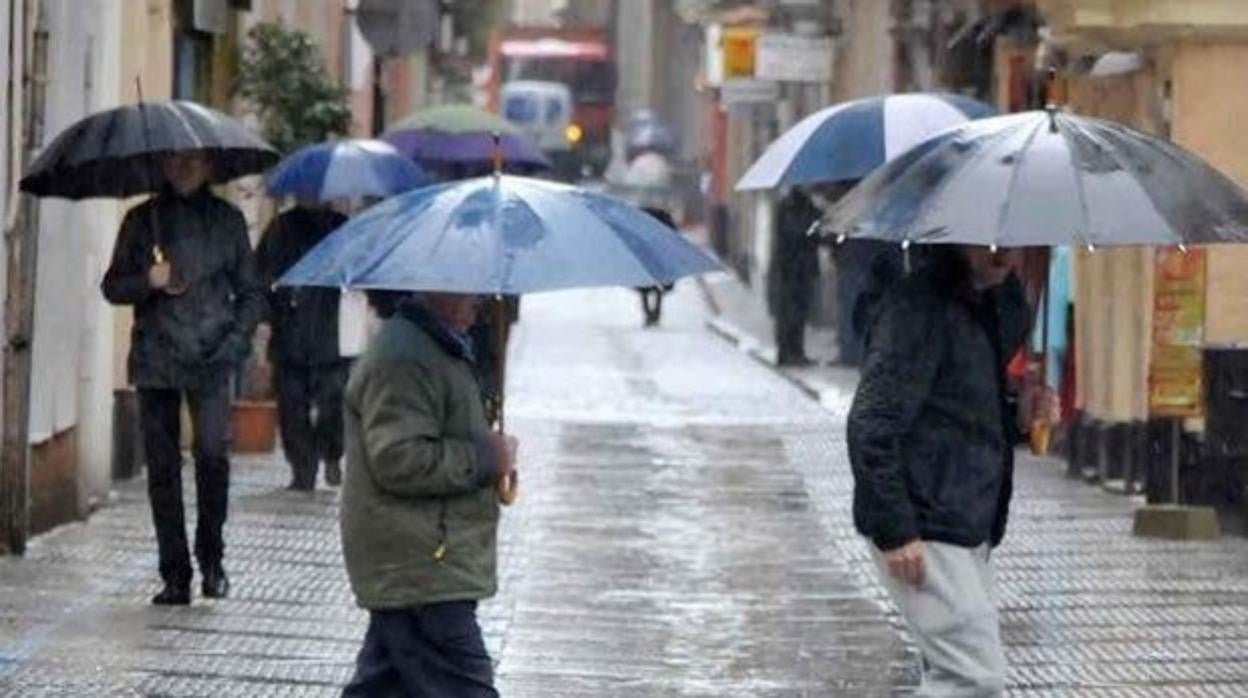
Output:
[1, 281, 1248, 696]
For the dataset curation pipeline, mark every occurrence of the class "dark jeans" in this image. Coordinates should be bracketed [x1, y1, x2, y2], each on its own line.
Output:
[343, 602, 497, 698]
[275, 361, 348, 488]
[138, 384, 231, 587]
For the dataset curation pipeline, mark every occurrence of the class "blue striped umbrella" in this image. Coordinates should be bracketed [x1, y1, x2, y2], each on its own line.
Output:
[736, 92, 996, 191]
[266, 139, 433, 201]
[279, 174, 719, 294]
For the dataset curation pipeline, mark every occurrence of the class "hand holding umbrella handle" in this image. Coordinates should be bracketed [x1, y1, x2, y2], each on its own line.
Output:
[496, 470, 518, 506]
[151, 246, 188, 296]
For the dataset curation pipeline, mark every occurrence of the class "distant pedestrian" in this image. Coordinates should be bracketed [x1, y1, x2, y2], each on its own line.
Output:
[847, 245, 1028, 696]
[767, 188, 821, 365]
[256, 201, 350, 491]
[341, 292, 517, 697]
[636, 207, 677, 327]
[102, 151, 265, 605]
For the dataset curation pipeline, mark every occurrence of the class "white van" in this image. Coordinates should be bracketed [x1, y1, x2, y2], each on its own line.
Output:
[501, 81, 574, 153]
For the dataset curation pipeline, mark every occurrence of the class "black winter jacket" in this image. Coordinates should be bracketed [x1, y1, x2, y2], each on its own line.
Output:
[847, 254, 1028, 552]
[256, 207, 348, 366]
[102, 188, 265, 390]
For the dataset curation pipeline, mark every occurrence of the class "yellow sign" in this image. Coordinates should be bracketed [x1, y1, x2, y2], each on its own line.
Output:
[1149, 247, 1207, 417]
[721, 27, 757, 79]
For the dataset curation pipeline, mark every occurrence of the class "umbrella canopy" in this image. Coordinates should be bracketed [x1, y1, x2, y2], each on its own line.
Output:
[266, 138, 432, 201]
[20, 100, 278, 199]
[736, 92, 996, 191]
[389, 104, 519, 134]
[384, 104, 551, 171]
[279, 174, 719, 294]
[823, 108, 1248, 247]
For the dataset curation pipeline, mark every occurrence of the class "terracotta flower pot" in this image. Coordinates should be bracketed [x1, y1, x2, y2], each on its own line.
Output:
[230, 400, 277, 454]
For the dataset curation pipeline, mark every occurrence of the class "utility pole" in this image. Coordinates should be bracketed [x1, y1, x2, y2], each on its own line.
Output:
[1, 0, 43, 555]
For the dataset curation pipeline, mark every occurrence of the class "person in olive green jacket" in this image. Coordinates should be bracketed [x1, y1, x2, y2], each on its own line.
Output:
[341, 292, 517, 697]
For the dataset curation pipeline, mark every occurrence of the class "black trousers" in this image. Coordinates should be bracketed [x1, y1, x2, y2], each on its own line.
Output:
[343, 602, 497, 698]
[138, 385, 231, 587]
[275, 361, 348, 488]
[638, 288, 664, 326]
[775, 311, 808, 363]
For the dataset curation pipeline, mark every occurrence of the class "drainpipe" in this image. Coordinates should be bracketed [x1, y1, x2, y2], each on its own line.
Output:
[1, 0, 44, 555]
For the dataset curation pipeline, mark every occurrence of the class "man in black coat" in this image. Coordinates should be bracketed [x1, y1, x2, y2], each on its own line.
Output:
[256, 202, 350, 491]
[103, 151, 265, 605]
[767, 188, 821, 365]
[847, 245, 1028, 696]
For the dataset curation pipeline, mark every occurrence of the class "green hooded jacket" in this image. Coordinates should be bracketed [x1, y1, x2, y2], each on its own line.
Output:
[340, 302, 500, 610]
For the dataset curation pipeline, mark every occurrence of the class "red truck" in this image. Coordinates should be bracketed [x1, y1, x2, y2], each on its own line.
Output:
[486, 25, 615, 179]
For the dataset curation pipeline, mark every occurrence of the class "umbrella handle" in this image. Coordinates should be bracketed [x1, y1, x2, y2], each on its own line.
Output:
[496, 470, 518, 506]
[491, 295, 516, 506]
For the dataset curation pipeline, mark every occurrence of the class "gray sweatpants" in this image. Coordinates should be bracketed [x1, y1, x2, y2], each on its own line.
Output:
[871, 541, 1006, 697]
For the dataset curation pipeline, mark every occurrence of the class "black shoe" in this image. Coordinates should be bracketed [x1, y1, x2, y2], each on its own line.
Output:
[201, 567, 230, 599]
[324, 460, 342, 487]
[151, 583, 191, 606]
[287, 479, 315, 492]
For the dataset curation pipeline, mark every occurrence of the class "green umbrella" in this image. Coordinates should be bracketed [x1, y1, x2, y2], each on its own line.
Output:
[387, 104, 521, 135]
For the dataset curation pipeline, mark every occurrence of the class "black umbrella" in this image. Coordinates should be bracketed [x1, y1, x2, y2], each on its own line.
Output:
[19, 100, 279, 199]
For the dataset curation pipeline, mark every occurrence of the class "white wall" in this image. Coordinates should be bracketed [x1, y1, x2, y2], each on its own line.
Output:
[28, 0, 120, 514]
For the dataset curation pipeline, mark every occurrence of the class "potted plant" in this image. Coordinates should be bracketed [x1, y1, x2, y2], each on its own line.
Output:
[231, 323, 278, 453]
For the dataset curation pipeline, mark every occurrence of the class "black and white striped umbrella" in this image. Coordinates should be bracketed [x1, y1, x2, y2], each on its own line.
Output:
[20, 100, 279, 199]
[824, 108, 1248, 247]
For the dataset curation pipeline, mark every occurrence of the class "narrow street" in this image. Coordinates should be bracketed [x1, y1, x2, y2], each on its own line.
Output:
[1, 281, 1248, 696]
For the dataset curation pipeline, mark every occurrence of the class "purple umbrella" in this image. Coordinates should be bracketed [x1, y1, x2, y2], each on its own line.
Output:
[383, 104, 551, 174]
[384, 130, 551, 172]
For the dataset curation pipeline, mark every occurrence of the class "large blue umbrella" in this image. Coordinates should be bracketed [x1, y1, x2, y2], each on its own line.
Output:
[266, 139, 432, 201]
[279, 174, 719, 294]
[735, 92, 996, 191]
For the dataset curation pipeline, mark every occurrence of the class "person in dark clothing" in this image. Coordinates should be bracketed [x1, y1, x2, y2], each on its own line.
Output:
[636, 207, 678, 327]
[102, 151, 265, 605]
[256, 203, 350, 491]
[767, 188, 821, 365]
[847, 245, 1028, 695]
[341, 293, 516, 697]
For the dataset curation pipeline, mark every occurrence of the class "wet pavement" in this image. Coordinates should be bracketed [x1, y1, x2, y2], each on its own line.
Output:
[1, 277, 1247, 696]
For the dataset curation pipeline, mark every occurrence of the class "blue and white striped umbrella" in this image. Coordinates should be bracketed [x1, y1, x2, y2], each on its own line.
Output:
[736, 93, 996, 191]
[279, 175, 720, 294]
[266, 139, 433, 201]
[824, 109, 1248, 247]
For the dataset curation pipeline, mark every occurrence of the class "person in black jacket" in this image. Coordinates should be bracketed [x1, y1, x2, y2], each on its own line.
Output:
[635, 207, 677, 327]
[102, 151, 265, 606]
[767, 188, 821, 365]
[256, 202, 350, 491]
[847, 244, 1028, 696]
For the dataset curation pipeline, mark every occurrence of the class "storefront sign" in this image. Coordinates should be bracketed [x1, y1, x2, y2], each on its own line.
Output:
[720, 78, 779, 105]
[756, 33, 834, 83]
[721, 27, 758, 79]
[1149, 247, 1207, 417]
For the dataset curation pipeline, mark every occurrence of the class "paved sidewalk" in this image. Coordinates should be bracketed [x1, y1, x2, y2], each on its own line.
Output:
[701, 268, 1248, 697]
[4, 274, 1248, 696]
